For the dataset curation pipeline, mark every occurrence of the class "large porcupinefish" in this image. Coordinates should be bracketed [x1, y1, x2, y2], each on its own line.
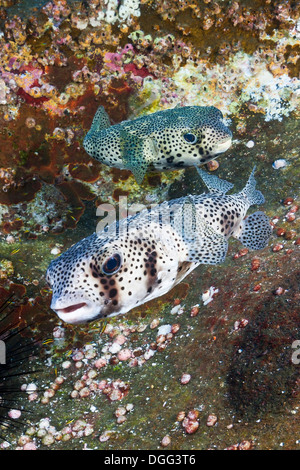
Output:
[46, 167, 272, 324]
[83, 105, 232, 183]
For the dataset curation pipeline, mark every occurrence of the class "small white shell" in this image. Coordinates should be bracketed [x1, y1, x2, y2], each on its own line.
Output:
[51, 247, 61, 255]
[202, 286, 219, 305]
[25, 383, 37, 394]
[8, 409, 21, 419]
[109, 343, 121, 354]
[157, 324, 172, 336]
[272, 159, 287, 169]
[246, 140, 255, 148]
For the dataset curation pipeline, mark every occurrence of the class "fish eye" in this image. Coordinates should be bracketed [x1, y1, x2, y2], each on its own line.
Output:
[183, 133, 197, 144]
[102, 253, 122, 275]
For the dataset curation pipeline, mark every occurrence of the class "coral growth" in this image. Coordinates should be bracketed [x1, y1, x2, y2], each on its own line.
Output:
[0, 0, 299, 236]
[0, 0, 299, 450]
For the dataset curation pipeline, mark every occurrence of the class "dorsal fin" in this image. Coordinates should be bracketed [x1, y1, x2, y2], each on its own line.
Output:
[195, 165, 234, 194]
[239, 166, 265, 205]
[90, 106, 111, 132]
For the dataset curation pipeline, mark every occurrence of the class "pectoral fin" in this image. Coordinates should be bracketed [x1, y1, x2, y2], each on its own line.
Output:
[125, 159, 149, 185]
[170, 197, 228, 264]
[120, 131, 158, 184]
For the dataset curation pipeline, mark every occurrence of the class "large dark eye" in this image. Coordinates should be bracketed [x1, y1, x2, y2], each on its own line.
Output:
[183, 133, 197, 144]
[102, 253, 122, 275]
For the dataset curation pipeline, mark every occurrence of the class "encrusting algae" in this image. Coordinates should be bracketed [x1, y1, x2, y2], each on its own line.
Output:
[0, 0, 299, 451]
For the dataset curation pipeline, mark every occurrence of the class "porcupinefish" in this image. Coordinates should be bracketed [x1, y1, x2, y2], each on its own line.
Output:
[83, 105, 232, 183]
[46, 167, 272, 324]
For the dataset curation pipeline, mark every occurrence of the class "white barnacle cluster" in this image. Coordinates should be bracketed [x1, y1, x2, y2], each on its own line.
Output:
[118, 0, 141, 22]
[0, 78, 8, 105]
[139, 45, 300, 122]
[103, 0, 141, 25]
[105, 0, 119, 24]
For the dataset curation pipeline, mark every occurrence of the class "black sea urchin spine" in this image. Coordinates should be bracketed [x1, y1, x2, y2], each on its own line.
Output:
[0, 294, 41, 443]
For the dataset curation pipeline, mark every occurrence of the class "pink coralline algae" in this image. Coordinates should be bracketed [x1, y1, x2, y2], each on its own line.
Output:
[104, 44, 153, 82]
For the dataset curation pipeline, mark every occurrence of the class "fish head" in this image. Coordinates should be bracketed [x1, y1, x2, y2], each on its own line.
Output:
[193, 106, 232, 157]
[46, 227, 185, 324]
[155, 106, 232, 165]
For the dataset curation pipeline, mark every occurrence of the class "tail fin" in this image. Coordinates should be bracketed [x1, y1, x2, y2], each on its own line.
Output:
[239, 166, 265, 205]
[236, 211, 272, 250]
[89, 106, 111, 133]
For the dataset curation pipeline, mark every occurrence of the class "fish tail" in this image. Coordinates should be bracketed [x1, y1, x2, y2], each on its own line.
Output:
[236, 211, 273, 250]
[239, 166, 265, 206]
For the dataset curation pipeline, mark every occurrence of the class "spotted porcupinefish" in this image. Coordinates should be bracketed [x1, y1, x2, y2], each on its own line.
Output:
[83, 105, 232, 183]
[47, 167, 272, 324]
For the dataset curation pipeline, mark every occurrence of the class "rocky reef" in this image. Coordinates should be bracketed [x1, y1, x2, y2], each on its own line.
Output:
[0, 0, 299, 450]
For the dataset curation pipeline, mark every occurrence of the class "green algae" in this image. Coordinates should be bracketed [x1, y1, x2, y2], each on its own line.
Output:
[18, 150, 29, 166]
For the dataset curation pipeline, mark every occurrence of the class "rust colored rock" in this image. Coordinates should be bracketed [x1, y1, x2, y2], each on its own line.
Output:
[251, 258, 260, 271]
[276, 227, 286, 237]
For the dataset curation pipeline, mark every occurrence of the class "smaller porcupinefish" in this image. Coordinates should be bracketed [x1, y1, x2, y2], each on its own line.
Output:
[83, 105, 232, 183]
[46, 167, 272, 324]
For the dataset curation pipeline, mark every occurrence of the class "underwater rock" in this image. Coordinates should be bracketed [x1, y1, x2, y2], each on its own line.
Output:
[0, 0, 299, 451]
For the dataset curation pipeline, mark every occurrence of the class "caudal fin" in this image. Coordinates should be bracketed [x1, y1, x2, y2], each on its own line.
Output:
[236, 211, 272, 250]
[239, 166, 265, 205]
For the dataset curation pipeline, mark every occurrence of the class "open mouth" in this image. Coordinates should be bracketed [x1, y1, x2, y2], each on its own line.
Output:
[50, 295, 104, 323]
[55, 302, 88, 314]
[214, 136, 232, 154]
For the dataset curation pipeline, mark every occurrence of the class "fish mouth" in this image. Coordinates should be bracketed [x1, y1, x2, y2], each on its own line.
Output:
[213, 136, 232, 154]
[51, 298, 101, 324]
[55, 302, 88, 314]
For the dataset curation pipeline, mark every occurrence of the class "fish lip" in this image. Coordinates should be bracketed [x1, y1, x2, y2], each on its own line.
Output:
[54, 302, 88, 314]
[213, 136, 232, 154]
[50, 294, 123, 324]
[50, 297, 100, 324]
